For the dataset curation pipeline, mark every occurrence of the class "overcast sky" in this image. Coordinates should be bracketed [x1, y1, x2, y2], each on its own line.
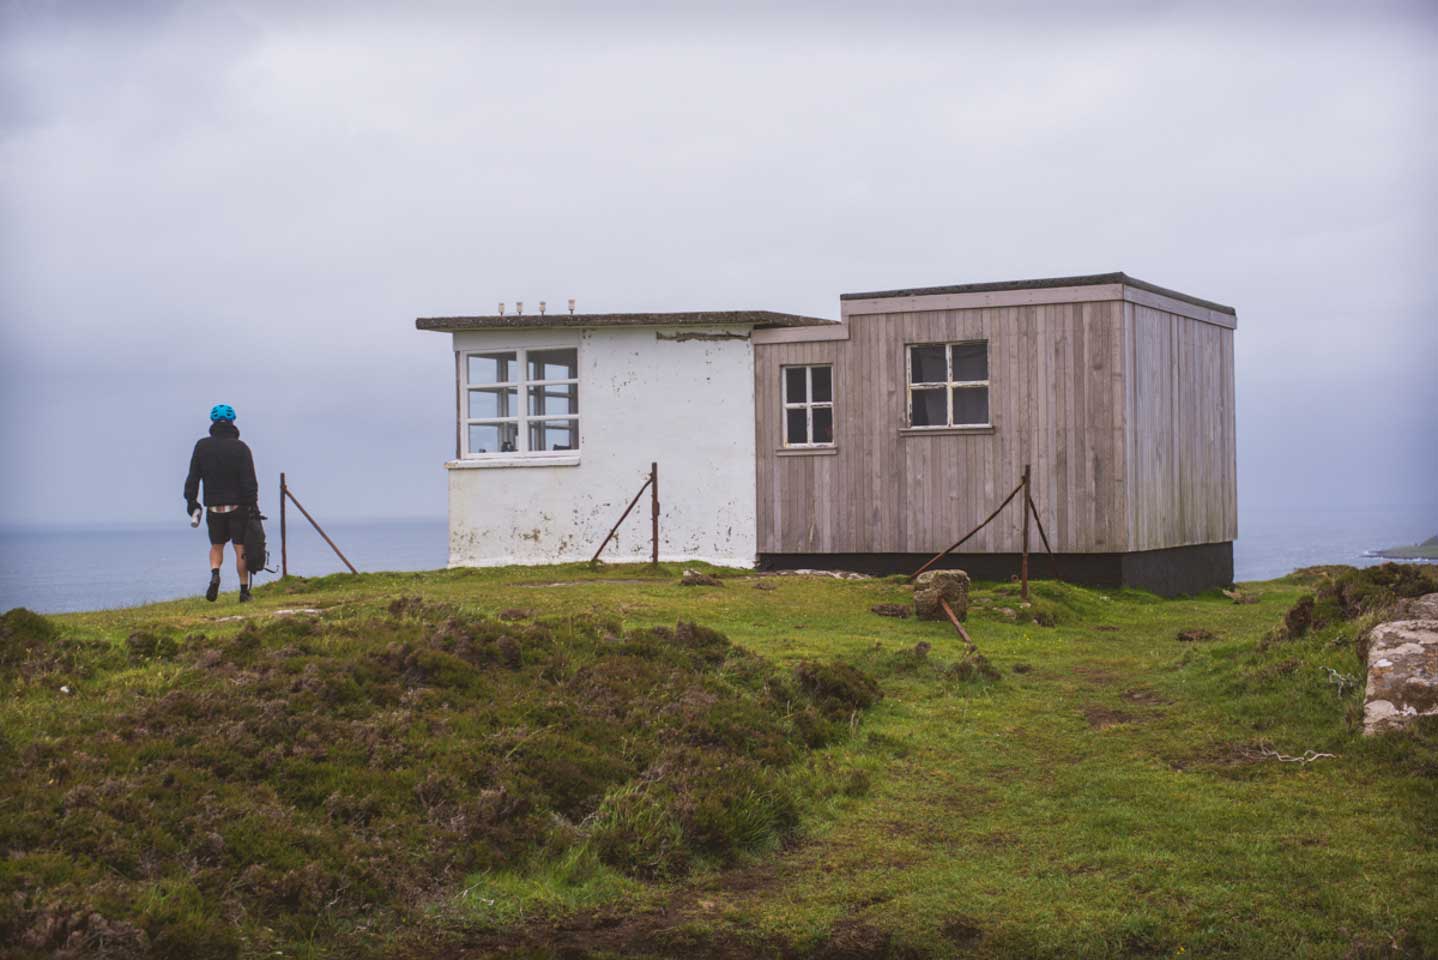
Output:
[2, 1, 1435, 532]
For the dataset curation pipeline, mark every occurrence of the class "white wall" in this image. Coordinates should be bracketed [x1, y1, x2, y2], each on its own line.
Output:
[445, 325, 758, 568]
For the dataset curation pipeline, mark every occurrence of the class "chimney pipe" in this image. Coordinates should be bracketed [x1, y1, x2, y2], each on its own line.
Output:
[516, 301, 524, 315]
[539, 300, 547, 315]
[498, 302, 505, 316]
[568, 298, 576, 315]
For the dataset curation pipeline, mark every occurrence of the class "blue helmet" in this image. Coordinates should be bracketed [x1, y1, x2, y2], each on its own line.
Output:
[210, 403, 236, 422]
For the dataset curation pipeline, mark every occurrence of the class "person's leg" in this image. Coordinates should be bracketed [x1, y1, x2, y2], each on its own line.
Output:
[234, 509, 251, 601]
[205, 514, 226, 602]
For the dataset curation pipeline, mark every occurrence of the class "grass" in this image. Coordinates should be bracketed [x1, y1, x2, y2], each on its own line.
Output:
[2, 561, 1436, 958]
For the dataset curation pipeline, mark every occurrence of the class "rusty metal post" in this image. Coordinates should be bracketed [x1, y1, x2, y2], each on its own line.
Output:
[590, 471, 653, 566]
[1027, 489, 1056, 580]
[910, 476, 1026, 581]
[280, 472, 288, 578]
[284, 484, 358, 574]
[650, 462, 659, 566]
[1020, 464, 1031, 602]
[939, 597, 976, 653]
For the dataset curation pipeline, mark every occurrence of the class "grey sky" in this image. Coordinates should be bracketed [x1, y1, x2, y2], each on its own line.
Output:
[2, 1, 1435, 529]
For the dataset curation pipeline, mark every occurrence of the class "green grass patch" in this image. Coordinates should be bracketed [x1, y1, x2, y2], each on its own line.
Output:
[2, 561, 1436, 958]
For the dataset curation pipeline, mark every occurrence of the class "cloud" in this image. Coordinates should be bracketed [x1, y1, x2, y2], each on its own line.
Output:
[1, 2, 1434, 525]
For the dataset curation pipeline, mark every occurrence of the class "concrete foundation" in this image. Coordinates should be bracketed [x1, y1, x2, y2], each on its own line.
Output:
[758, 542, 1234, 597]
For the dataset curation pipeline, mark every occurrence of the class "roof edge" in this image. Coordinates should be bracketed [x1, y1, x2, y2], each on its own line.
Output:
[415, 310, 838, 332]
[839, 272, 1235, 316]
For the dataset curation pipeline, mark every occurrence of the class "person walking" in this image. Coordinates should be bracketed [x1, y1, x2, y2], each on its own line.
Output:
[184, 404, 259, 602]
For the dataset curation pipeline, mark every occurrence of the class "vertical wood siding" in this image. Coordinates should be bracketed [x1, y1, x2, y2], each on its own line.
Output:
[756, 301, 1135, 554]
[1122, 303, 1238, 551]
[755, 298, 1236, 555]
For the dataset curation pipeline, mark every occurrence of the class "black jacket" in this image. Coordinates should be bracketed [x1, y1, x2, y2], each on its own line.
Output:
[184, 421, 258, 507]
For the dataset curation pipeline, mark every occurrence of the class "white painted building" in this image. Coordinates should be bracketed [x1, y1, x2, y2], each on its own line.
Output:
[418, 273, 1239, 595]
[416, 310, 834, 568]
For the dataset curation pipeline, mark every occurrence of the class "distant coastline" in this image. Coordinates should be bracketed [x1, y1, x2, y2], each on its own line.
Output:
[1371, 534, 1438, 561]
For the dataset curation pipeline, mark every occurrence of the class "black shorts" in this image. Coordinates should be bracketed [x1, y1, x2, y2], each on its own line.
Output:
[206, 507, 248, 546]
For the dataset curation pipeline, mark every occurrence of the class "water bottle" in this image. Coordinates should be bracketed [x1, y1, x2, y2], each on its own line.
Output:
[191, 508, 203, 528]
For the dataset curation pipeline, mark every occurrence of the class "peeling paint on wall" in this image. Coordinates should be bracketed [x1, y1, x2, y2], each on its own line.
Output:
[446, 326, 758, 568]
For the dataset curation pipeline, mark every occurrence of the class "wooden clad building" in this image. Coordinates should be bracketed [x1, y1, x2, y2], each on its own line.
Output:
[750, 273, 1237, 595]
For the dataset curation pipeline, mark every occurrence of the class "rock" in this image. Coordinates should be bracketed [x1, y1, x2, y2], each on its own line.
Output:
[772, 569, 871, 580]
[1357, 592, 1438, 661]
[1362, 614, 1438, 736]
[1386, 592, 1438, 622]
[1177, 628, 1215, 643]
[870, 604, 910, 619]
[679, 569, 723, 587]
[913, 570, 969, 622]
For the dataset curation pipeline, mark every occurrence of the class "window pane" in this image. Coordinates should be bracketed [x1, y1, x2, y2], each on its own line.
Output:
[952, 343, 987, 382]
[468, 422, 519, 454]
[910, 345, 947, 384]
[910, 387, 947, 427]
[468, 351, 517, 385]
[812, 407, 834, 444]
[528, 383, 578, 416]
[953, 386, 989, 425]
[468, 387, 517, 419]
[784, 367, 807, 404]
[786, 409, 808, 445]
[528, 348, 578, 381]
[529, 419, 580, 452]
[810, 366, 832, 403]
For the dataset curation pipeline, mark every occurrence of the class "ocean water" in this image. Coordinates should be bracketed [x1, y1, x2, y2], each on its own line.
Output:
[1232, 504, 1436, 582]
[1, 506, 1433, 614]
[0, 519, 449, 614]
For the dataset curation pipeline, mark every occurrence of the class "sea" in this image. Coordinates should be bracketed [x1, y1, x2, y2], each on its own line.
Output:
[1, 506, 1434, 614]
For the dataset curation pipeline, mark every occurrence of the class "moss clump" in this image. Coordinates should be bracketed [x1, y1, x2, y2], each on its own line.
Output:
[794, 660, 883, 717]
[0, 607, 878, 957]
[125, 631, 178, 662]
[1266, 563, 1438, 648]
[0, 608, 57, 670]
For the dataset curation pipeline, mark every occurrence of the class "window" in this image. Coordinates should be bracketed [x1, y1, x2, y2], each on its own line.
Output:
[907, 341, 989, 428]
[462, 347, 579, 457]
[782, 364, 834, 447]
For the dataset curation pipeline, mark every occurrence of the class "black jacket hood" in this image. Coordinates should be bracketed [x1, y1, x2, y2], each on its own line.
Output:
[209, 420, 240, 439]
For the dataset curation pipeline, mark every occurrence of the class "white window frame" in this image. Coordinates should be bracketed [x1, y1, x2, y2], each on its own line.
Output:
[781, 364, 835, 448]
[459, 346, 580, 459]
[906, 340, 990, 429]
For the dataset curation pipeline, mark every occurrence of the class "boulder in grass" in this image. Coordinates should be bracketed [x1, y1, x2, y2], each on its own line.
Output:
[914, 570, 969, 622]
[680, 569, 723, 588]
[1363, 612, 1438, 736]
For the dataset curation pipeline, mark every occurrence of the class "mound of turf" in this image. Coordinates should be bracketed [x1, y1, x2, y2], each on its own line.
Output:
[1269, 562, 1438, 649]
[0, 605, 878, 958]
[1225, 564, 1438, 766]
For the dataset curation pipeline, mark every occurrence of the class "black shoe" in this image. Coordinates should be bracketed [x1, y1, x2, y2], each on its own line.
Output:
[238, 586, 252, 603]
[206, 577, 220, 602]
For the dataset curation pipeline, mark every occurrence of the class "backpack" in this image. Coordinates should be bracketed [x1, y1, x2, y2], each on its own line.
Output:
[244, 508, 275, 579]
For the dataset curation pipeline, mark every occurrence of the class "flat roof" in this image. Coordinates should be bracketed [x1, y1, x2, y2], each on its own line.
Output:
[840, 272, 1236, 316]
[416, 310, 836, 332]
